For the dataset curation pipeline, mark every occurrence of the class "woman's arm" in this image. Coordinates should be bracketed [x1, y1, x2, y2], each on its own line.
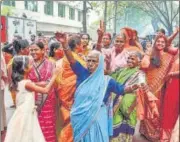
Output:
[109, 79, 139, 96]
[168, 27, 179, 44]
[25, 65, 61, 94]
[141, 42, 152, 69]
[59, 33, 76, 65]
[96, 29, 104, 52]
[96, 21, 104, 52]
[34, 81, 47, 87]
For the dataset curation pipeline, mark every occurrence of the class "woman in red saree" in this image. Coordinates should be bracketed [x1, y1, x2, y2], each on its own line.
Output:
[140, 35, 177, 141]
[160, 53, 179, 141]
[28, 41, 57, 142]
[55, 35, 86, 142]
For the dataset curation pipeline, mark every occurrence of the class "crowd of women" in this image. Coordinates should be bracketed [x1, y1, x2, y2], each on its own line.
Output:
[1, 22, 179, 142]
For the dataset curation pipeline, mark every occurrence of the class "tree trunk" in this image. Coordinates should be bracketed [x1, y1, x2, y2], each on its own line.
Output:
[151, 18, 159, 32]
[83, 0, 87, 33]
[114, 0, 117, 34]
[104, 1, 107, 32]
[167, 24, 173, 36]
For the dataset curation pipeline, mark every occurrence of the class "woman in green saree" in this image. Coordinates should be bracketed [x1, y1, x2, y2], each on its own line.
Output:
[111, 52, 158, 142]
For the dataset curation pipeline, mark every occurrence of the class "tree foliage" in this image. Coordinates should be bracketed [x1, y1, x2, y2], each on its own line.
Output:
[1, 6, 14, 16]
[130, 1, 179, 35]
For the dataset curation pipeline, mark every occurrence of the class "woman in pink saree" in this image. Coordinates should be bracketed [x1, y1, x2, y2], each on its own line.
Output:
[28, 41, 57, 142]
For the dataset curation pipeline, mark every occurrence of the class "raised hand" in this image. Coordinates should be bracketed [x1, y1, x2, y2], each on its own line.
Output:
[175, 26, 179, 33]
[145, 41, 152, 55]
[97, 20, 104, 38]
[55, 32, 67, 47]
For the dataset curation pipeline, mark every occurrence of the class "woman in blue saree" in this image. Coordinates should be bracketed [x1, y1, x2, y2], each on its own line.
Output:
[59, 34, 139, 142]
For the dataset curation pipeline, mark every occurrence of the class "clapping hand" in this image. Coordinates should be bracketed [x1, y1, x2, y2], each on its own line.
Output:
[124, 84, 140, 93]
[145, 41, 152, 56]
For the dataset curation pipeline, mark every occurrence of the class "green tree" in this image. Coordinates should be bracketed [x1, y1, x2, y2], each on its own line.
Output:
[1, 6, 14, 16]
[131, 1, 179, 35]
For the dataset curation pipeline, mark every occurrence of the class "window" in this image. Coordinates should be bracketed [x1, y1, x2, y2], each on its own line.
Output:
[78, 11, 82, 22]
[44, 1, 53, 16]
[25, 1, 38, 12]
[3, 0, 15, 7]
[69, 8, 75, 20]
[58, 4, 65, 18]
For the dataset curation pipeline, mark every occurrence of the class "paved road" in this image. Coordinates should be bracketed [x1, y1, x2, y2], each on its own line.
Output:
[4, 86, 150, 142]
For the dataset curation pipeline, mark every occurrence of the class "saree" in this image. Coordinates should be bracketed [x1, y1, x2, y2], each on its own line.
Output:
[70, 55, 112, 142]
[160, 57, 179, 141]
[1, 52, 7, 131]
[28, 58, 56, 142]
[170, 116, 179, 142]
[56, 52, 86, 142]
[111, 67, 141, 142]
[140, 52, 175, 141]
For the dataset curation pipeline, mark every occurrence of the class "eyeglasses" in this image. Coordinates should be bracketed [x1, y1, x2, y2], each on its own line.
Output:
[87, 59, 98, 63]
[115, 40, 124, 43]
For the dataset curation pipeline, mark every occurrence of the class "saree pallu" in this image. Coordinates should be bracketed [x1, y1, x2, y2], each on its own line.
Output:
[160, 78, 179, 141]
[28, 59, 57, 142]
[56, 53, 86, 142]
[160, 57, 179, 141]
[71, 55, 112, 142]
[140, 53, 174, 141]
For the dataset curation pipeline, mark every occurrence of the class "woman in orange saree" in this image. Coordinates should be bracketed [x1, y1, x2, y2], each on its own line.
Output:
[56, 35, 86, 142]
[80, 33, 91, 55]
[139, 35, 176, 141]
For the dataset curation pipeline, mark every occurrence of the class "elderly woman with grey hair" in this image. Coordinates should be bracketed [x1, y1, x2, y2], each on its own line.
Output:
[58, 33, 140, 142]
[110, 51, 158, 142]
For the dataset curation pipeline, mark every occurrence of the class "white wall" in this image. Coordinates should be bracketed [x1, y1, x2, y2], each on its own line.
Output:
[8, 1, 83, 34]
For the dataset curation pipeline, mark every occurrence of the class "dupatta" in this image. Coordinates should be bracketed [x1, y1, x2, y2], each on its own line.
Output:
[70, 55, 110, 142]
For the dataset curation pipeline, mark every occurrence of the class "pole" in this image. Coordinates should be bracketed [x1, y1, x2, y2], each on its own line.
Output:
[0, 1, 2, 142]
[83, 0, 87, 33]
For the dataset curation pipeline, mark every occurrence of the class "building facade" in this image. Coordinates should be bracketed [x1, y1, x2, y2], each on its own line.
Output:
[2, 1, 83, 36]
